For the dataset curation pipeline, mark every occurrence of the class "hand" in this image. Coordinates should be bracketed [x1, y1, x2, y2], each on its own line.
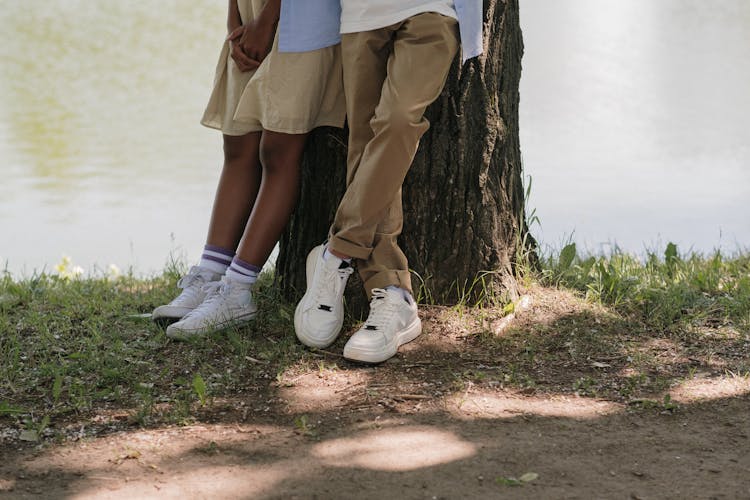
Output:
[227, 26, 260, 72]
[238, 17, 275, 64]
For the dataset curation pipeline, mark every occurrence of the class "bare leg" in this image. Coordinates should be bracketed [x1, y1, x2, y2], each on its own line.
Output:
[235, 130, 308, 266]
[153, 133, 263, 325]
[205, 132, 263, 250]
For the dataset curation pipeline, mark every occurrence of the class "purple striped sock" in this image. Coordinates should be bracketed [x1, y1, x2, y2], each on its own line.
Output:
[226, 256, 261, 285]
[199, 244, 234, 274]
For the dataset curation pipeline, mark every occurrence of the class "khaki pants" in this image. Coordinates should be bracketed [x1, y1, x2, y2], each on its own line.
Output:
[328, 12, 459, 297]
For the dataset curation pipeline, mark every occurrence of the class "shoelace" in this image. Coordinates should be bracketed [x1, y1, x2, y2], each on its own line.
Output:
[311, 262, 353, 311]
[181, 280, 229, 319]
[173, 266, 209, 304]
[177, 266, 204, 289]
[362, 288, 398, 331]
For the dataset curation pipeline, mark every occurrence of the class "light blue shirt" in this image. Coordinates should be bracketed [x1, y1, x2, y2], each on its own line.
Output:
[278, 0, 483, 63]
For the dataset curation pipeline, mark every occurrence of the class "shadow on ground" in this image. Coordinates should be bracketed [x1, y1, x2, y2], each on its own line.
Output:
[2, 394, 748, 499]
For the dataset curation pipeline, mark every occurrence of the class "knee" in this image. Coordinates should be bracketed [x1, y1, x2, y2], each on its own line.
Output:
[372, 103, 420, 135]
[259, 139, 296, 173]
[223, 139, 250, 164]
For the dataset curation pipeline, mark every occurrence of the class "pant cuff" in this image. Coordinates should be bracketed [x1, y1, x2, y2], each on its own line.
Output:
[328, 236, 372, 261]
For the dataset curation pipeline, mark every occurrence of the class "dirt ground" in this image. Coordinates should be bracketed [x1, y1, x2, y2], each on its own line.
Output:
[2, 287, 749, 499]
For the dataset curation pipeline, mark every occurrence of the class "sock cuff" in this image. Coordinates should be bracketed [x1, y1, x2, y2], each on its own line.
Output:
[201, 245, 234, 268]
[230, 257, 261, 276]
[200, 246, 234, 273]
[204, 244, 235, 257]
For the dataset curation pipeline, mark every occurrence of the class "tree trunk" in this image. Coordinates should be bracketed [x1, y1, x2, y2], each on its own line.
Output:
[277, 0, 530, 311]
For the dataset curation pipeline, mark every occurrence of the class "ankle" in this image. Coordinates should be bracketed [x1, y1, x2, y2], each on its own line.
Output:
[324, 246, 352, 262]
[384, 285, 414, 305]
[199, 244, 235, 274]
[226, 256, 261, 285]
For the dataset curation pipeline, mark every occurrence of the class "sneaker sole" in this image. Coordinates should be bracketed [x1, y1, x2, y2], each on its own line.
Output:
[166, 310, 258, 341]
[152, 305, 194, 321]
[294, 245, 344, 349]
[343, 316, 422, 364]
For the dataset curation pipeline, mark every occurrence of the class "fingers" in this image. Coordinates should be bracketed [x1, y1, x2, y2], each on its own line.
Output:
[238, 26, 271, 63]
[240, 39, 271, 63]
[245, 47, 262, 63]
[230, 42, 261, 71]
[226, 26, 244, 41]
[227, 24, 266, 71]
[232, 55, 258, 71]
[239, 36, 258, 61]
[238, 39, 265, 66]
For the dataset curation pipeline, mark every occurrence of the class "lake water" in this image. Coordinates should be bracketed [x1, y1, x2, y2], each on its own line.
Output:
[521, 0, 750, 255]
[1, 1, 748, 277]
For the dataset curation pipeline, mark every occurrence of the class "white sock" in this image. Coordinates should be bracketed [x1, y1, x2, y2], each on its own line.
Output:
[225, 257, 260, 286]
[199, 244, 234, 274]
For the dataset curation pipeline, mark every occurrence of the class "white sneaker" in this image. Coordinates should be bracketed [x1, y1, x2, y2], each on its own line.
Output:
[294, 244, 354, 348]
[152, 266, 222, 321]
[343, 287, 421, 363]
[166, 276, 257, 340]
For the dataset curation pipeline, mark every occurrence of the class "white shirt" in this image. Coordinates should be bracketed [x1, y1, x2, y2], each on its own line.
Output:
[340, 0, 458, 34]
[279, 0, 482, 64]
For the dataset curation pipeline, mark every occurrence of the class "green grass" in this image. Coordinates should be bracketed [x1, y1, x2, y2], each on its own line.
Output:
[0, 264, 315, 436]
[1, 243, 748, 440]
[538, 242, 750, 332]
[474, 241, 750, 401]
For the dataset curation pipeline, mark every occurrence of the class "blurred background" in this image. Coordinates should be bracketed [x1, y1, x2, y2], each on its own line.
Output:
[1, 0, 748, 277]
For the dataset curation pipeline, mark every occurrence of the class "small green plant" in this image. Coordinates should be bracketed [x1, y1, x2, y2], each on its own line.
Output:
[411, 270, 434, 305]
[514, 174, 541, 280]
[496, 477, 522, 487]
[664, 242, 680, 278]
[661, 393, 678, 412]
[573, 376, 597, 396]
[192, 373, 208, 407]
[52, 373, 63, 404]
[558, 243, 577, 273]
[197, 441, 220, 455]
[293, 415, 316, 437]
[130, 387, 155, 426]
[0, 402, 24, 416]
[37, 414, 51, 438]
[496, 472, 538, 487]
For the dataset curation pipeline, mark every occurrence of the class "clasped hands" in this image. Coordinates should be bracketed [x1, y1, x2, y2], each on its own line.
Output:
[227, 19, 275, 72]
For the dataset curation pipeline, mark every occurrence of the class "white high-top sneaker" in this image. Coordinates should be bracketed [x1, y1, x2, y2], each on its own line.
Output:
[343, 287, 421, 363]
[152, 266, 222, 321]
[294, 244, 354, 348]
[166, 276, 257, 340]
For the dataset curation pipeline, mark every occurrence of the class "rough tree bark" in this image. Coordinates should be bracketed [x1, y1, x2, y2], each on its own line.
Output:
[278, 0, 530, 310]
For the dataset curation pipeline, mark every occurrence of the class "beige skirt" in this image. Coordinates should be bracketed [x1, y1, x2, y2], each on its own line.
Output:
[201, 0, 345, 136]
